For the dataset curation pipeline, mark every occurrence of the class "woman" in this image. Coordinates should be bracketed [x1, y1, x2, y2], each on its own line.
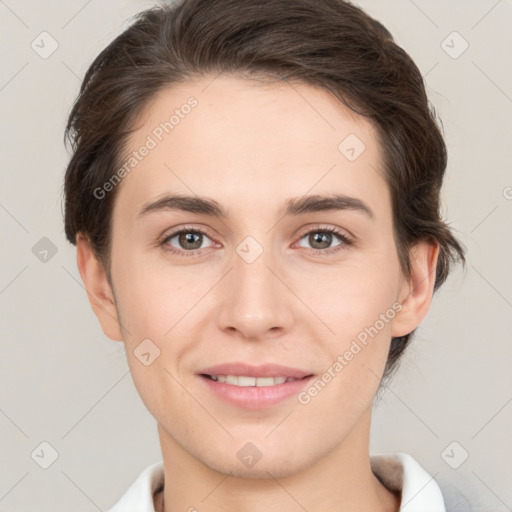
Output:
[63, 0, 466, 510]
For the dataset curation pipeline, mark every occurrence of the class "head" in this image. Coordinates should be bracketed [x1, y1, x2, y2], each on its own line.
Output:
[63, 0, 465, 478]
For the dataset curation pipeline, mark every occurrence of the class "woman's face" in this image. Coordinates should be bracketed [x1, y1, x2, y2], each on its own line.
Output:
[89, 74, 430, 478]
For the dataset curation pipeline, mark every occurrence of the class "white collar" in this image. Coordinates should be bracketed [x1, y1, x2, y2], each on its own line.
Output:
[370, 452, 446, 511]
[106, 452, 446, 511]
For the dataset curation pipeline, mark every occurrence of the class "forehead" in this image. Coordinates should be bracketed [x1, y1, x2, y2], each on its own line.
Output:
[115, 74, 387, 218]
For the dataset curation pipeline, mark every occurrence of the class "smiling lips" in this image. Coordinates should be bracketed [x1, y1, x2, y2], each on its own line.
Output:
[199, 362, 313, 379]
[207, 375, 296, 386]
[197, 363, 315, 409]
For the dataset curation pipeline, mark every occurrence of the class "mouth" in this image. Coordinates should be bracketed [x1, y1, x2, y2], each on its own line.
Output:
[196, 363, 315, 409]
[201, 374, 308, 386]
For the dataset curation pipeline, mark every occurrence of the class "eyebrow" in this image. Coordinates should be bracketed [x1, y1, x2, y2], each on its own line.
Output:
[137, 193, 374, 220]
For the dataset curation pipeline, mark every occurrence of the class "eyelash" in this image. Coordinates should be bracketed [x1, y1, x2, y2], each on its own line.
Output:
[159, 225, 354, 258]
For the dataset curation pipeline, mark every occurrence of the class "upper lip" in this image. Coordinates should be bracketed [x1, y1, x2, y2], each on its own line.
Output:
[198, 363, 313, 379]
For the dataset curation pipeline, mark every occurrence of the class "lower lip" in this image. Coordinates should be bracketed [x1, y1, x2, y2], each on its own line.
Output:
[197, 375, 315, 410]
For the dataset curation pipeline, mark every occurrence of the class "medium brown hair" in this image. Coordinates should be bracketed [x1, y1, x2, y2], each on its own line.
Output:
[63, 0, 465, 380]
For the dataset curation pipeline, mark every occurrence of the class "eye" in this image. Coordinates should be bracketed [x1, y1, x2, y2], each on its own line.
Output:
[159, 225, 353, 257]
[295, 226, 353, 254]
[160, 227, 216, 255]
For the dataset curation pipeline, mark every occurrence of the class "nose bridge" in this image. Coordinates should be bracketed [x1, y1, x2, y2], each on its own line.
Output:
[216, 233, 293, 338]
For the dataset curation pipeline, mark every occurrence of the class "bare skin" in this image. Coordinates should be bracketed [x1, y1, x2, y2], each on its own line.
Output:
[77, 74, 437, 512]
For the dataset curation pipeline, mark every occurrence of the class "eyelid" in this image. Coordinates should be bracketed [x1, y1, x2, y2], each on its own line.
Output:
[295, 223, 354, 242]
[159, 223, 214, 242]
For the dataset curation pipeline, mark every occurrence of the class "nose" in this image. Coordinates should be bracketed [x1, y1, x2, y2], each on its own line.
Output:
[216, 243, 294, 341]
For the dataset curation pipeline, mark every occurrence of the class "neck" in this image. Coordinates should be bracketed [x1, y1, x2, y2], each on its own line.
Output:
[156, 408, 400, 512]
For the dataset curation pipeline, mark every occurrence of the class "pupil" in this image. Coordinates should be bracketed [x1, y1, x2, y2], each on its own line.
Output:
[180, 232, 202, 249]
[311, 232, 331, 249]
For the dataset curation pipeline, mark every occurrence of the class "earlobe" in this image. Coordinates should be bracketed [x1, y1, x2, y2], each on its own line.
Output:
[391, 241, 440, 338]
[76, 234, 124, 341]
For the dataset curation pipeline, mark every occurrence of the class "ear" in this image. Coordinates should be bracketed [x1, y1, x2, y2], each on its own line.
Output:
[76, 234, 124, 341]
[391, 241, 440, 338]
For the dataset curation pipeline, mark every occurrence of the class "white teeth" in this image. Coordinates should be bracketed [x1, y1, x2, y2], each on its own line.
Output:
[257, 377, 278, 386]
[208, 375, 292, 386]
[238, 376, 256, 386]
[225, 375, 238, 385]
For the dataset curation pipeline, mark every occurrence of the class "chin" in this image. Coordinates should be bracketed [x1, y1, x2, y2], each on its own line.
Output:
[197, 440, 317, 480]
[206, 457, 305, 480]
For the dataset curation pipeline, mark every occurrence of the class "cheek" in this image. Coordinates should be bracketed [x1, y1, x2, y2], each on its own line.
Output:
[299, 277, 398, 423]
[313, 259, 400, 333]
[111, 250, 188, 341]
[308, 257, 402, 389]
[112, 259, 197, 417]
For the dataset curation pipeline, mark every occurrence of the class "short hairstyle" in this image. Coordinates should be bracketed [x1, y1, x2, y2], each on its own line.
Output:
[63, 0, 466, 381]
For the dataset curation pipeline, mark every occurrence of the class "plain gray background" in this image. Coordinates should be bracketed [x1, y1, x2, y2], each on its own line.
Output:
[1, 0, 511, 510]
